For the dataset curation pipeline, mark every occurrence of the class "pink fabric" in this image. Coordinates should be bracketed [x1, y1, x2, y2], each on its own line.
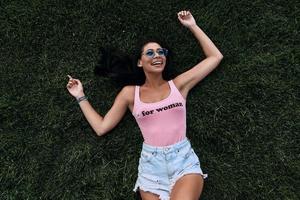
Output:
[132, 80, 186, 146]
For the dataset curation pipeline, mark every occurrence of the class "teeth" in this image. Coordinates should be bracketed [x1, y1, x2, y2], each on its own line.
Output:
[152, 61, 162, 65]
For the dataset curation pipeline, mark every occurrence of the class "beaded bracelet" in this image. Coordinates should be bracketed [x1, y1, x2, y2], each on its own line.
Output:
[77, 96, 88, 103]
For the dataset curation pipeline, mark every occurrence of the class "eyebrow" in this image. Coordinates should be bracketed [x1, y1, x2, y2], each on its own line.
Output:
[145, 48, 163, 51]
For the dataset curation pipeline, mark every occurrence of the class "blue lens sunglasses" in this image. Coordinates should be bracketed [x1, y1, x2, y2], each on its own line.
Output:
[142, 48, 168, 58]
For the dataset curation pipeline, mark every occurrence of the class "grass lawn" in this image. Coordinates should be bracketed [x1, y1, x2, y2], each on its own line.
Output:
[0, 0, 298, 199]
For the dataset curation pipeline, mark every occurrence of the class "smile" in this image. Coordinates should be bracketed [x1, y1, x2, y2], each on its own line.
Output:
[151, 61, 163, 65]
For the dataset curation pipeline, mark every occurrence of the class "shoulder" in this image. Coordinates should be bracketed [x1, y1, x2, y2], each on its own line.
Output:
[171, 78, 188, 99]
[171, 78, 184, 92]
[121, 85, 135, 94]
[117, 85, 135, 103]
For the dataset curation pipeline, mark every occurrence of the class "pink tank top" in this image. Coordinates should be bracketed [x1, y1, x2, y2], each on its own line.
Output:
[132, 80, 186, 146]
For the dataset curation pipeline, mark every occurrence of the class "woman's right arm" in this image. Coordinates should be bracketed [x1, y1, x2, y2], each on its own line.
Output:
[66, 75, 131, 136]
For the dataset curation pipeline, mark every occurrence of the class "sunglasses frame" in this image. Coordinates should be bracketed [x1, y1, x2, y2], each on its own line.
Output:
[142, 48, 168, 58]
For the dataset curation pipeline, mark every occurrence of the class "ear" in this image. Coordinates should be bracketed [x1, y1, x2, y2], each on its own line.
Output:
[137, 59, 143, 67]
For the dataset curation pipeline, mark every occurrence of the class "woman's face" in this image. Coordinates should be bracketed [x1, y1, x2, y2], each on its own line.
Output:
[138, 42, 167, 74]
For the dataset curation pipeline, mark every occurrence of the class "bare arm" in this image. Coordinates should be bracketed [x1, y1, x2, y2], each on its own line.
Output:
[66, 75, 130, 136]
[78, 88, 129, 136]
[174, 11, 223, 98]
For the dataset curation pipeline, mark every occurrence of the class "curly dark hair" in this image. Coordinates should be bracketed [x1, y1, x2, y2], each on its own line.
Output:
[94, 37, 176, 87]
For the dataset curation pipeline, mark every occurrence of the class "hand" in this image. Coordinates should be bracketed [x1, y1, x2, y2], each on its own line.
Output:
[66, 75, 85, 98]
[177, 10, 196, 28]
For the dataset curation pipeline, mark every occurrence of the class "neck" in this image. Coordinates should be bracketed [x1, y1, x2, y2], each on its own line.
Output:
[144, 73, 165, 88]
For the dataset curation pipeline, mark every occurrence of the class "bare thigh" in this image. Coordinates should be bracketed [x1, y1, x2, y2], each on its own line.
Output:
[139, 189, 160, 200]
[170, 174, 204, 200]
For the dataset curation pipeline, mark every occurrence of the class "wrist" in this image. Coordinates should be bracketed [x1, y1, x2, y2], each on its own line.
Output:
[187, 24, 198, 29]
[75, 92, 85, 100]
[76, 95, 88, 104]
[75, 93, 87, 103]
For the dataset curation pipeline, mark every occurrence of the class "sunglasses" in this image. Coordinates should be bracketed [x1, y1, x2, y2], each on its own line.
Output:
[142, 48, 168, 58]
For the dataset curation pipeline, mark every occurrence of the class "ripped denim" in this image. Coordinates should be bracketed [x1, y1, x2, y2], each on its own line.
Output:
[133, 137, 207, 200]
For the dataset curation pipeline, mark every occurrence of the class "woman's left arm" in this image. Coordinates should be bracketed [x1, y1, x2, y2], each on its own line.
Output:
[174, 10, 223, 98]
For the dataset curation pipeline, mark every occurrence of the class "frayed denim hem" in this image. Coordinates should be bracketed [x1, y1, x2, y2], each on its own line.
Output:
[133, 185, 169, 200]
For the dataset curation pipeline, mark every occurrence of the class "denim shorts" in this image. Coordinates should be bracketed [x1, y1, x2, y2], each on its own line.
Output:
[133, 137, 207, 200]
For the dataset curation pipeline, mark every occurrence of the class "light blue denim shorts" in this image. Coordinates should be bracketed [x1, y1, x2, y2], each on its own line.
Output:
[133, 137, 207, 200]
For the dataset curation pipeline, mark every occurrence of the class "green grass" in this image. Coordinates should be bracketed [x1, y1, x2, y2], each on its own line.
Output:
[0, 0, 298, 199]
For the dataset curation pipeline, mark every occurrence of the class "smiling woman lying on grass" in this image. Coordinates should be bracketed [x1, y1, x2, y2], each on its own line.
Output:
[66, 10, 223, 200]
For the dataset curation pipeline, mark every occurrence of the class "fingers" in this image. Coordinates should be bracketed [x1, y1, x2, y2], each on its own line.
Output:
[66, 75, 78, 88]
[67, 80, 75, 89]
[178, 10, 191, 18]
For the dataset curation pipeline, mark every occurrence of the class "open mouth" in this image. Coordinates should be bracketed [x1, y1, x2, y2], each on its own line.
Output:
[151, 61, 163, 66]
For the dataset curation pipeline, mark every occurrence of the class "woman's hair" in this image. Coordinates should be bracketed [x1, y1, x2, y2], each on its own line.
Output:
[94, 37, 176, 87]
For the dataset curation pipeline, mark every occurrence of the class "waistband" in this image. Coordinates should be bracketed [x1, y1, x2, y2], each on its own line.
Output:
[142, 137, 190, 153]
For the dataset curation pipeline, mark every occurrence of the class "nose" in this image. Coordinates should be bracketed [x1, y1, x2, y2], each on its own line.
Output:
[153, 51, 161, 58]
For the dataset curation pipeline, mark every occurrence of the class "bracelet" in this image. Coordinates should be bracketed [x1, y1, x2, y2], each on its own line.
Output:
[76, 96, 88, 103]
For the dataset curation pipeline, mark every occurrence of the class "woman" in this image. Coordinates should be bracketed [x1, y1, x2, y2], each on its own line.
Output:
[66, 10, 223, 200]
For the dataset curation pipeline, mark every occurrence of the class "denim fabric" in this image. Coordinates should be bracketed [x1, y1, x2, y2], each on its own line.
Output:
[133, 137, 207, 200]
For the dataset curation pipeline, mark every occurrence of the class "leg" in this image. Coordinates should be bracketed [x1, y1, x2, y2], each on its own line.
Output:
[139, 189, 160, 200]
[170, 174, 204, 200]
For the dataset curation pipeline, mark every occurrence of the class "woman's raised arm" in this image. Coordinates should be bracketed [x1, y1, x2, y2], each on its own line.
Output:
[174, 11, 223, 98]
